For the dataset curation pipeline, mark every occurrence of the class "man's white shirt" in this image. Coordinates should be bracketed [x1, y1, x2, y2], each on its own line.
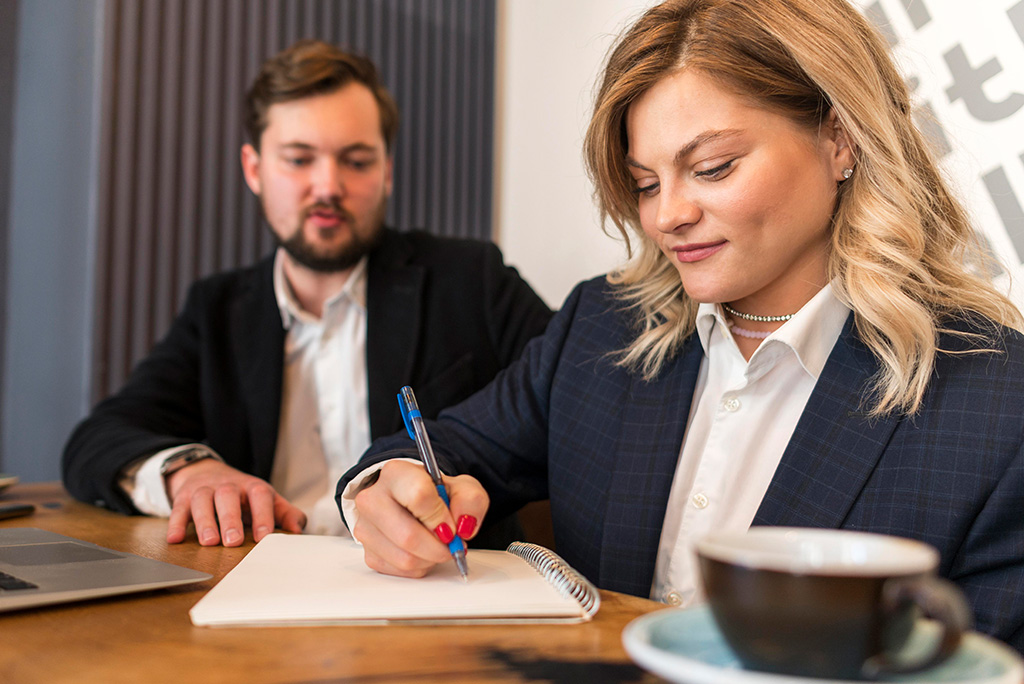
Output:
[122, 248, 371, 536]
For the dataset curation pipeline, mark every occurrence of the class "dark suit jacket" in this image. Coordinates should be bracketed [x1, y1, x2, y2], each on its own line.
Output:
[342, 276, 1024, 651]
[62, 228, 553, 515]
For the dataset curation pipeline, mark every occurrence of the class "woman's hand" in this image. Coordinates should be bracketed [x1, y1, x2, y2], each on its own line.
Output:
[352, 460, 489, 577]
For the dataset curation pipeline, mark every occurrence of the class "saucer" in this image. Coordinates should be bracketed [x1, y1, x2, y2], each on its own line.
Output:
[0, 474, 17, 493]
[622, 605, 1023, 684]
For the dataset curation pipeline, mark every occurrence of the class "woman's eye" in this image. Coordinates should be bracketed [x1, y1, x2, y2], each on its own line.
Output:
[695, 159, 734, 179]
[633, 181, 659, 196]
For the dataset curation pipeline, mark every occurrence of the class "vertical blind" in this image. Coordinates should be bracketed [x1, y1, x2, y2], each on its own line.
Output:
[91, 0, 496, 403]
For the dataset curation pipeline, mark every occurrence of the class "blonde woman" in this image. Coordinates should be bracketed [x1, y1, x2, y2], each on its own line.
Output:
[338, 0, 1024, 650]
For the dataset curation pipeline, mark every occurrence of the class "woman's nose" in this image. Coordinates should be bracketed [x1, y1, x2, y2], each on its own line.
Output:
[654, 186, 701, 233]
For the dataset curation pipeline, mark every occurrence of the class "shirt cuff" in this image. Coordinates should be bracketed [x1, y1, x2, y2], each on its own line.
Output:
[339, 458, 421, 544]
[118, 444, 221, 517]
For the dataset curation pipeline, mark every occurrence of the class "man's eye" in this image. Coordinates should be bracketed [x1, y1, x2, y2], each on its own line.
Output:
[285, 157, 312, 167]
[347, 158, 375, 171]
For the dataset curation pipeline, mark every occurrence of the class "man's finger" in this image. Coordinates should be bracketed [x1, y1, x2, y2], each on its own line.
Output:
[271, 494, 307, 536]
[247, 484, 279, 540]
[166, 495, 194, 544]
[213, 485, 245, 547]
[189, 487, 221, 546]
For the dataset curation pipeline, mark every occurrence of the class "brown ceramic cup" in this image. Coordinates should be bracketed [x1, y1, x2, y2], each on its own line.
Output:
[696, 527, 971, 681]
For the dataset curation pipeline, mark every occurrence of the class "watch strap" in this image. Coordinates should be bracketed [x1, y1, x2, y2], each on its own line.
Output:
[159, 446, 220, 478]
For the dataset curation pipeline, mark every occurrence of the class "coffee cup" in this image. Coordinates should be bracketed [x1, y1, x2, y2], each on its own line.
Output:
[696, 527, 971, 680]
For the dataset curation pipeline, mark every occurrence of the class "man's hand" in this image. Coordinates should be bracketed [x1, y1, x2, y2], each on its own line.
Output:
[352, 460, 489, 578]
[165, 459, 306, 546]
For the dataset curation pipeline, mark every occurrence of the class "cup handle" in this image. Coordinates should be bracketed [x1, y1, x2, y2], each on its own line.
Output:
[861, 576, 972, 678]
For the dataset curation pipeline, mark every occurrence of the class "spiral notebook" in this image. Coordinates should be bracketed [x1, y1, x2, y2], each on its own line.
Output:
[189, 534, 600, 626]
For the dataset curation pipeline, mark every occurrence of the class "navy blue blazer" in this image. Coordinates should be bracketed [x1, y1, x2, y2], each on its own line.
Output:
[340, 276, 1024, 651]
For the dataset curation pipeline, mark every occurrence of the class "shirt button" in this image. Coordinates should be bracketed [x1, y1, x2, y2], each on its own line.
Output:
[666, 591, 683, 606]
[722, 397, 741, 412]
[692, 493, 709, 509]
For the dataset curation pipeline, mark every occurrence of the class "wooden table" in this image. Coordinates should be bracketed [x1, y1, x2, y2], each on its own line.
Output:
[0, 483, 668, 683]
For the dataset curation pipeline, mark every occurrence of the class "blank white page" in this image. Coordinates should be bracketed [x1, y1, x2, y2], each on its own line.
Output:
[190, 534, 587, 626]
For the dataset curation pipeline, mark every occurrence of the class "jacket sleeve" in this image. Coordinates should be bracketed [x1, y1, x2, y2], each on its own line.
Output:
[947, 437, 1024, 652]
[61, 283, 211, 513]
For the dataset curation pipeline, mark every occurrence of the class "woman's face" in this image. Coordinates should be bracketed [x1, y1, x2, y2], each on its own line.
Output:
[625, 69, 854, 314]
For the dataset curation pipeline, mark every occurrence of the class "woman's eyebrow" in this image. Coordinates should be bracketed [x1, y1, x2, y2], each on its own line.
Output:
[670, 129, 742, 166]
[626, 128, 742, 170]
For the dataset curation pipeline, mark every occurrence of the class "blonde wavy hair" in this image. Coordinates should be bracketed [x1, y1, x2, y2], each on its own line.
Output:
[583, 0, 1021, 416]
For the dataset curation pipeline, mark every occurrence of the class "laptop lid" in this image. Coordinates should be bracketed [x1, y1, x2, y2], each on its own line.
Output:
[0, 527, 211, 613]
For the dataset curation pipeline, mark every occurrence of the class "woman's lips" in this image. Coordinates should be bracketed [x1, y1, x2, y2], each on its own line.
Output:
[672, 240, 726, 263]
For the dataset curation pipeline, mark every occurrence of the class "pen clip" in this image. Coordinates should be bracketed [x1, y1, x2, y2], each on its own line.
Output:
[398, 386, 420, 441]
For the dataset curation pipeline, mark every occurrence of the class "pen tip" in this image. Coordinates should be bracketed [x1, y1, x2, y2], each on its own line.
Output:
[454, 551, 470, 582]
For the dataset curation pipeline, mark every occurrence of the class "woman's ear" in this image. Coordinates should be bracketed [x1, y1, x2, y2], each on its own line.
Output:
[826, 111, 857, 181]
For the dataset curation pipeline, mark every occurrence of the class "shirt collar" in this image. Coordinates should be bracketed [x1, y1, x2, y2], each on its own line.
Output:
[694, 282, 851, 379]
[273, 248, 368, 329]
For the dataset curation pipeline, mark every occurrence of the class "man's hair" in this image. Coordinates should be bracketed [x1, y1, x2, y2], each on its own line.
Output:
[245, 39, 399, 151]
[583, 0, 1021, 416]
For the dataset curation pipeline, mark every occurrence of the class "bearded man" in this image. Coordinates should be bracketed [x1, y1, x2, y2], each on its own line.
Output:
[61, 40, 552, 547]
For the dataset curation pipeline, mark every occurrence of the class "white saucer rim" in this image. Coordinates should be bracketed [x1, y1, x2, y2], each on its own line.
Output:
[622, 605, 1024, 684]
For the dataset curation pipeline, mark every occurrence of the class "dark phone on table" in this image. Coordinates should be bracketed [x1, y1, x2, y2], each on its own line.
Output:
[0, 504, 35, 520]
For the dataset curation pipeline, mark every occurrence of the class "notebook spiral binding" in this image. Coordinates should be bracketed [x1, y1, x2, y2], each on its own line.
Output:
[506, 542, 601, 619]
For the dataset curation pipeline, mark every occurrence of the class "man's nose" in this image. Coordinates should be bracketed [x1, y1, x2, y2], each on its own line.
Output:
[311, 160, 345, 200]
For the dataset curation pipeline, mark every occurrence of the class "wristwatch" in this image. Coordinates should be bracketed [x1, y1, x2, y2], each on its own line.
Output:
[159, 446, 219, 478]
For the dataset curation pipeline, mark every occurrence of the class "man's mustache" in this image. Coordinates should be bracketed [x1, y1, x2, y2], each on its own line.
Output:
[302, 202, 353, 223]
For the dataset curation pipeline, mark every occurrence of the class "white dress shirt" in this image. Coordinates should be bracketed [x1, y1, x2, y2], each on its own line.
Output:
[269, 250, 370, 535]
[649, 284, 850, 607]
[123, 248, 371, 536]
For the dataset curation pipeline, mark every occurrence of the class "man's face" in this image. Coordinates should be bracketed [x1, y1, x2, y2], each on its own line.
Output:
[240, 83, 393, 273]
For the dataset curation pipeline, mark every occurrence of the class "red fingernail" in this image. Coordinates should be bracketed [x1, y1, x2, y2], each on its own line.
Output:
[457, 515, 477, 539]
[434, 523, 455, 544]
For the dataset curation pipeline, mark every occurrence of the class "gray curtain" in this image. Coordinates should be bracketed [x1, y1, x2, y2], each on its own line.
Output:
[92, 0, 497, 403]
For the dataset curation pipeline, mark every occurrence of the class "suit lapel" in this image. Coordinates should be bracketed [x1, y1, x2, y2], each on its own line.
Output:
[753, 316, 900, 528]
[599, 337, 704, 596]
[230, 257, 286, 480]
[366, 231, 424, 438]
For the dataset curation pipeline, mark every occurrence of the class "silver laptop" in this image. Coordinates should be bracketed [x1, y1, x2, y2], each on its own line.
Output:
[0, 527, 211, 612]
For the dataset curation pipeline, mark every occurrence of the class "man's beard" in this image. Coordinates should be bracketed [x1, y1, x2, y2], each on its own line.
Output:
[273, 197, 387, 273]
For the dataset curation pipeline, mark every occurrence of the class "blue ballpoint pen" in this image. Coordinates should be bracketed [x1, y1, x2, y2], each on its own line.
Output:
[398, 386, 470, 582]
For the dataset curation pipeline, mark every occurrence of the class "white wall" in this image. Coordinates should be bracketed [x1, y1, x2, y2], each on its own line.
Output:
[495, 0, 1024, 309]
[493, 0, 655, 308]
[858, 0, 1024, 304]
